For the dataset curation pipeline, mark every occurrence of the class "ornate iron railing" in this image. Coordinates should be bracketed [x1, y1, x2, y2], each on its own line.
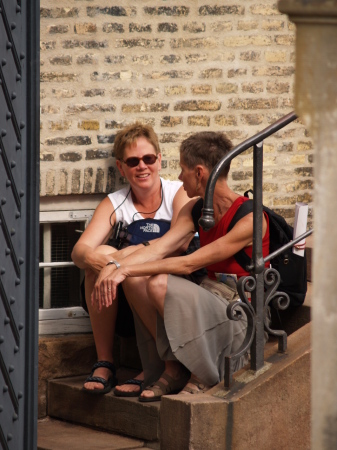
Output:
[199, 111, 313, 388]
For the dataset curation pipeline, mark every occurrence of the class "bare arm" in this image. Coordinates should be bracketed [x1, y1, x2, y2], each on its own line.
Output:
[103, 185, 192, 262]
[94, 210, 268, 309]
[96, 199, 197, 277]
[125, 213, 255, 275]
[170, 185, 190, 227]
[71, 184, 191, 273]
[92, 199, 197, 309]
[117, 210, 269, 279]
[71, 197, 116, 274]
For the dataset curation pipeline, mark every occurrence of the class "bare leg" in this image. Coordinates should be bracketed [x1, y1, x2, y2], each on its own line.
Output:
[136, 274, 189, 400]
[114, 276, 157, 395]
[124, 276, 159, 338]
[84, 245, 161, 394]
[83, 246, 118, 391]
[83, 267, 118, 390]
[143, 274, 212, 397]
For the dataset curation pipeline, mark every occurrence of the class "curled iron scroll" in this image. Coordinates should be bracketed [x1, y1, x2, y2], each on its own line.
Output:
[263, 267, 290, 352]
[228, 275, 256, 358]
[224, 276, 256, 388]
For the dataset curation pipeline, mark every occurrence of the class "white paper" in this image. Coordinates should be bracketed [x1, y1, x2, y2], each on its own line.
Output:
[292, 202, 308, 257]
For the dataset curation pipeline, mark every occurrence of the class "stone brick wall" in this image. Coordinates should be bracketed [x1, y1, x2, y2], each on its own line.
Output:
[40, 0, 314, 222]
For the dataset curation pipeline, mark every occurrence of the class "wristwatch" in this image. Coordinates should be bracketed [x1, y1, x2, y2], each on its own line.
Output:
[106, 260, 121, 269]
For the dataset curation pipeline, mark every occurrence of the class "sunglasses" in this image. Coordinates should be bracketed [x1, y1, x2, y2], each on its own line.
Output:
[121, 154, 158, 168]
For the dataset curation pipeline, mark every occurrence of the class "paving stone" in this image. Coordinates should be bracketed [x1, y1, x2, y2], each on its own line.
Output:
[38, 418, 144, 450]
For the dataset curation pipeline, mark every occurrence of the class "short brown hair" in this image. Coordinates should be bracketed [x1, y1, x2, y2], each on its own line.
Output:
[113, 122, 160, 160]
[180, 131, 233, 178]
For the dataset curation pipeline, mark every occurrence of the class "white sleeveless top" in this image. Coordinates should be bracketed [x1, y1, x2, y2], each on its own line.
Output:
[107, 178, 182, 227]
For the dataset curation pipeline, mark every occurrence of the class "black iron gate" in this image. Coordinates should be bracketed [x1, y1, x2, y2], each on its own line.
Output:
[0, 0, 39, 449]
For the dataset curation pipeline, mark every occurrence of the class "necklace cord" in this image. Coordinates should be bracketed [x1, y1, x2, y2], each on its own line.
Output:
[132, 179, 163, 222]
[109, 179, 164, 228]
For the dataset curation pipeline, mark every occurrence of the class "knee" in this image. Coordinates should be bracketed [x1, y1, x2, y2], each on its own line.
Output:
[85, 267, 96, 281]
[146, 274, 168, 303]
[96, 244, 117, 255]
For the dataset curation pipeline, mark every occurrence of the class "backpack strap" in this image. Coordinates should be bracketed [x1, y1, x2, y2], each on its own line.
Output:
[191, 198, 204, 231]
[227, 200, 254, 272]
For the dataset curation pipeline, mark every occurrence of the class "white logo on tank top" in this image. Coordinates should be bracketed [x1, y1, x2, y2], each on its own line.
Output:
[140, 223, 161, 233]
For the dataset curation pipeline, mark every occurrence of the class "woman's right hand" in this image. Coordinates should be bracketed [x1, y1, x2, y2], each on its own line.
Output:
[91, 264, 128, 311]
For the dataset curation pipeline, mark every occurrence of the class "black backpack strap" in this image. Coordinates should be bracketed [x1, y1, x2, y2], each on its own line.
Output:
[227, 200, 254, 232]
[191, 198, 203, 231]
[227, 200, 254, 272]
[243, 189, 253, 198]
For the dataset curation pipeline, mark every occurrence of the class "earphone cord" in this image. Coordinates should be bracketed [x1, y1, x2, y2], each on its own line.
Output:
[109, 187, 131, 228]
[132, 179, 163, 222]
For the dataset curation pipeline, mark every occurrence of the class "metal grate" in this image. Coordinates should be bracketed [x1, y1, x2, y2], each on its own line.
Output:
[39, 221, 83, 309]
[39, 224, 44, 308]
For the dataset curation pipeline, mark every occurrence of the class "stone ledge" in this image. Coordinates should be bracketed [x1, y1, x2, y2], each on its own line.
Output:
[279, 0, 337, 19]
[160, 322, 311, 450]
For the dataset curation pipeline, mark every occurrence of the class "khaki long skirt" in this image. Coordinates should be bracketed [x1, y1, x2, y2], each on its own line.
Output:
[134, 274, 248, 387]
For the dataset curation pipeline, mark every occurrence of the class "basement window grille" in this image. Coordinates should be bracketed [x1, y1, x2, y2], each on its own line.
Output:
[39, 210, 94, 334]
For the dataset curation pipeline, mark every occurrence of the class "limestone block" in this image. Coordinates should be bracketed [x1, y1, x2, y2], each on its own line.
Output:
[160, 323, 311, 450]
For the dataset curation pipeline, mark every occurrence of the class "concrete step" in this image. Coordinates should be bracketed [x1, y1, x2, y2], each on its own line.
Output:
[38, 417, 157, 450]
[46, 281, 312, 445]
[47, 375, 160, 443]
[46, 323, 311, 450]
[159, 322, 311, 450]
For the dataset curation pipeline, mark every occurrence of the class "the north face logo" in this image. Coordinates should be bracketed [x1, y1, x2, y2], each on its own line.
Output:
[139, 223, 161, 233]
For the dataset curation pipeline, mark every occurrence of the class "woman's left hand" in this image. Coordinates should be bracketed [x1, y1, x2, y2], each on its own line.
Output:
[91, 265, 127, 311]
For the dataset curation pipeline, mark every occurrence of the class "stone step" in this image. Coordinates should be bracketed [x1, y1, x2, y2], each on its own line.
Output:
[159, 322, 311, 450]
[47, 375, 160, 443]
[38, 417, 157, 450]
[46, 281, 312, 444]
[45, 254, 313, 447]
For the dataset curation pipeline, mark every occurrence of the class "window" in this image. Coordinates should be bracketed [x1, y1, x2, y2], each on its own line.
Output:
[39, 210, 94, 335]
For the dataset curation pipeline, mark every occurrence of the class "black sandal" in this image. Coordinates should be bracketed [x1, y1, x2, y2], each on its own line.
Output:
[114, 378, 144, 397]
[82, 361, 117, 395]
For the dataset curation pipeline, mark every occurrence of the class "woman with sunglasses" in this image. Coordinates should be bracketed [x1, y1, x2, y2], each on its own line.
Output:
[92, 131, 270, 401]
[71, 122, 190, 395]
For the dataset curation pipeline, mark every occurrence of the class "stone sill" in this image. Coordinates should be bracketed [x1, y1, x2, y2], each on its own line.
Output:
[40, 194, 104, 212]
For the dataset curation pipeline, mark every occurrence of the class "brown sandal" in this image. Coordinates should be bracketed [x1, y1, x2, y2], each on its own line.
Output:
[139, 371, 190, 403]
[180, 376, 211, 395]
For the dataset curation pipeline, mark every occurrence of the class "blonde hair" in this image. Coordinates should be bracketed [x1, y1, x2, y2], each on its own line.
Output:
[113, 122, 160, 160]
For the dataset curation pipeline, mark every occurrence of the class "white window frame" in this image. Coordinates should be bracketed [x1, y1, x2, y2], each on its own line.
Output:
[39, 209, 94, 335]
